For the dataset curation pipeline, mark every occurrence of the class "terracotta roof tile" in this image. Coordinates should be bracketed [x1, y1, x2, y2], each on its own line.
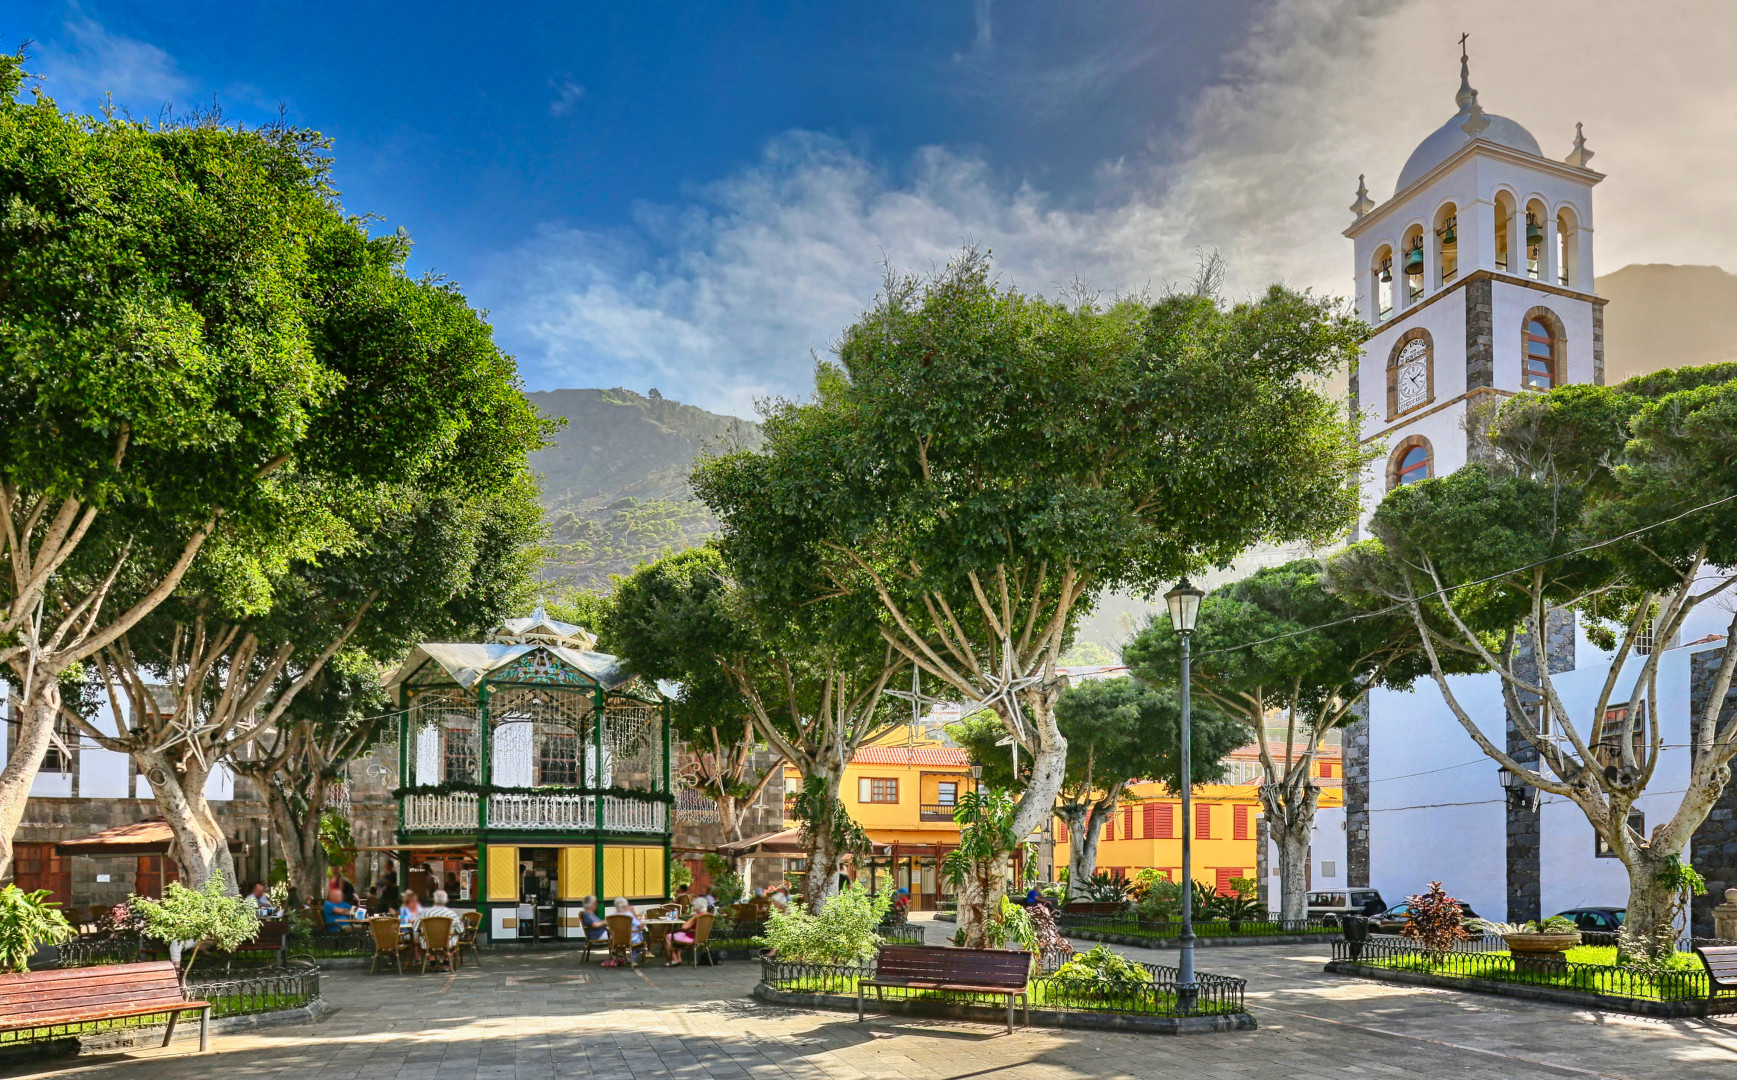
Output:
[850, 746, 970, 766]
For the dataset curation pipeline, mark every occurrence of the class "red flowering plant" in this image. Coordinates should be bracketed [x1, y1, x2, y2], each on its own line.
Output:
[1403, 881, 1470, 960]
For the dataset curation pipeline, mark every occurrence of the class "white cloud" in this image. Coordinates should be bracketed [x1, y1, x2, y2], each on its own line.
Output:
[32, 15, 191, 113]
[490, 0, 1737, 416]
[549, 78, 585, 117]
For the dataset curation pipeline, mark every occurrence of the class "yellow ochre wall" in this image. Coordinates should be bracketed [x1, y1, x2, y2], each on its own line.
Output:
[602, 845, 664, 900]
[487, 845, 519, 901]
[560, 847, 596, 901]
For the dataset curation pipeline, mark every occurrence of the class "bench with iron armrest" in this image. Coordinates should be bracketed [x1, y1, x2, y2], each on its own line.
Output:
[224, 918, 289, 968]
[1696, 944, 1737, 1002]
[0, 961, 211, 1053]
[857, 945, 1032, 1033]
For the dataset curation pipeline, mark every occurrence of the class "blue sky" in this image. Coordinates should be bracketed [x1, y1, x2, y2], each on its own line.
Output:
[8, 2, 1734, 416]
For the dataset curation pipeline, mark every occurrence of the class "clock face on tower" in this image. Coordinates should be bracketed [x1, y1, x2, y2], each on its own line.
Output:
[1395, 338, 1430, 412]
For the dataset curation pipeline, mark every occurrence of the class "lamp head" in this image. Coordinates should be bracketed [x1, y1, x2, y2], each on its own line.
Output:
[1164, 578, 1205, 634]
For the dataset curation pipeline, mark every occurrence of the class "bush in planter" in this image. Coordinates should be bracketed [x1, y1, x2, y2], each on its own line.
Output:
[1133, 878, 1182, 923]
[1047, 945, 1151, 991]
[0, 885, 76, 972]
[985, 896, 1037, 951]
[764, 888, 889, 965]
[1076, 871, 1131, 904]
[1402, 881, 1470, 959]
[132, 871, 259, 973]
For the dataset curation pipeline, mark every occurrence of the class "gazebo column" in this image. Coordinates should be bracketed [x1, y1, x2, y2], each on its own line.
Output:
[477, 685, 492, 832]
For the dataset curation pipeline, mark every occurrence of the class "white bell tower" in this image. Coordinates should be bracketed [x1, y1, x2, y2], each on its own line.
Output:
[1346, 39, 1604, 528]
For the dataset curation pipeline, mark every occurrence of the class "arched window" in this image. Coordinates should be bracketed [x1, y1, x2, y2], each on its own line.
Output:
[1372, 245, 1394, 320]
[1556, 207, 1579, 289]
[1435, 204, 1458, 286]
[1387, 436, 1433, 490]
[1386, 329, 1432, 418]
[1402, 226, 1425, 304]
[1493, 192, 1516, 274]
[1525, 318, 1555, 390]
[1525, 199, 1548, 280]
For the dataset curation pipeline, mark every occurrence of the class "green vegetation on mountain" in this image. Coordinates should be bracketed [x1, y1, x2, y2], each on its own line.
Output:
[526, 388, 760, 590]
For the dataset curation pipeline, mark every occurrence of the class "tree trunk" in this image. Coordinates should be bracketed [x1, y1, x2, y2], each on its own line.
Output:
[1056, 804, 1093, 899]
[0, 680, 60, 882]
[136, 749, 235, 892]
[801, 760, 847, 914]
[1271, 820, 1311, 925]
[1620, 855, 1681, 960]
[265, 779, 328, 908]
[958, 851, 1011, 948]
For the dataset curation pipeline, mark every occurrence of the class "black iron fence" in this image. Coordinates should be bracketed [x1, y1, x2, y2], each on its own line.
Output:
[187, 962, 322, 1017]
[759, 953, 1246, 1017]
[881, 925, 925, 946]
[1332, 937, 1715, 1002]
[51, 935, 142, 968]
[1058, 912, 1337, 939]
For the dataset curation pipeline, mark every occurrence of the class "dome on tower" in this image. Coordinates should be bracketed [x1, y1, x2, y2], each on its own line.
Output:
[1394, 43, 1542, 195]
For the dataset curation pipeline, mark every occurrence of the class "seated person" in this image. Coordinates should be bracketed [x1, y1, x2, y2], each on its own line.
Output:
[247, 881, 272, 913]
[421, 889, 459, 935]
[399, 891, 423, 931]
[322, 886, 357, 930]
[769, 889, 791, 913]
[578, 895, 609, 942]
[604, 896, 645, 966]
[665, 897, 710, 966]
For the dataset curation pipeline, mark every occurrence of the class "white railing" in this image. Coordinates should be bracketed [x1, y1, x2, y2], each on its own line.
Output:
[402, 793, 478, 831]
[602, 795, 665, 834]
[488, 792, 597, 830]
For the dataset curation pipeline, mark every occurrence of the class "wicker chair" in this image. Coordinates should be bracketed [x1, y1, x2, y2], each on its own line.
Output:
[604, 913, 640, 967]
[368, 916, 408, 974]
[686, 913, 716, 967]
[419, 915, 456, 974]
[456, 911, 484, 969]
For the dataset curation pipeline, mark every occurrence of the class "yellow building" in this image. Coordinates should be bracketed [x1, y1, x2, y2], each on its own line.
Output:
[782, 743, 972, 908]
[1053, 744, 1343, 895]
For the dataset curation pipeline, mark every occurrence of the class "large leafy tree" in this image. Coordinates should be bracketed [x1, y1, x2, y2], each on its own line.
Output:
[0, 58, 361, 877]
[693, 249, 1366, 943]
[1330, 364, 1737, 952]
[950, 676, 1241, 893]
[601, 544, 904, 910]
[1125, 560, 1438, 922]
[598, 546, 784, 843]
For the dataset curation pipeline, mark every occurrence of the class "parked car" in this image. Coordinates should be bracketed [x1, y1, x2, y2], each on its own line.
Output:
[1370, 900, 1481, 935]
[1553, 907, 1625, 932]
[1307, 889, 1386, 924]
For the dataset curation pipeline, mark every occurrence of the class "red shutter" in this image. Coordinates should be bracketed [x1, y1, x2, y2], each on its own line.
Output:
[1056, 819, 1068, 843]
[1195, 803, 1212, 839]
[1142, 803, 1159, 838]
[1233, 804, 1252, 840]
[1154, 803, 1175, 839]
[1102, 818, 1114, 842]
[1215, 867, 1241, 896]
[1124, 807, 1135, 839]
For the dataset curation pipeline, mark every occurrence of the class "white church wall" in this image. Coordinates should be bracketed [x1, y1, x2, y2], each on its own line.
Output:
[1263, 804, 1350, 915]
[79, 694, 131, 799]
[1490, 279, 1597, 389]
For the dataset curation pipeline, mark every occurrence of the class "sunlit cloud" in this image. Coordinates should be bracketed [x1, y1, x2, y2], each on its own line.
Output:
[31, 15, 191, 114]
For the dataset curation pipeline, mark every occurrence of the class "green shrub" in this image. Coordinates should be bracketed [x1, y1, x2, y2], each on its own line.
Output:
[1048, 945, 1151, 990]
[1402, 881, 1469, 957]
[132, 871, 259, 972]
[0, 885, 75, 972]
[987, 896, 1036, 951]
[764, 888, 889, 965]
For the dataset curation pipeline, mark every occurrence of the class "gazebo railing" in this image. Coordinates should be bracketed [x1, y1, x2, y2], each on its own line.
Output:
[402, 792, 479, 831]
[402, 790, 665, 833]
[490, 792, 597, 830]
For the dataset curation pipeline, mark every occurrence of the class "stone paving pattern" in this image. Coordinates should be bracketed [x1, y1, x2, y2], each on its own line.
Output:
[8, 918, 1737, 1080]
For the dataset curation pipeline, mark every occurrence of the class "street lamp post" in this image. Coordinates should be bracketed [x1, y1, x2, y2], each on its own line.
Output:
[1165, 577, 1205, 1009]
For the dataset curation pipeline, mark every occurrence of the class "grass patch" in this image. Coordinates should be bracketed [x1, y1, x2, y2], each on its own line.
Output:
[765, 967, 1243, 1017]
[1355, 948, 1708, 1001]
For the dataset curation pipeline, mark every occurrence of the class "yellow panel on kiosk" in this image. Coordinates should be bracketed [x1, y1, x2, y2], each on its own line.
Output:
[487, 845, 519, 901]
[559, 846, 595, 901]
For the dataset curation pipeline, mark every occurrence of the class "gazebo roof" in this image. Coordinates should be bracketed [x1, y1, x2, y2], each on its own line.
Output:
[385, 642, 634, 693]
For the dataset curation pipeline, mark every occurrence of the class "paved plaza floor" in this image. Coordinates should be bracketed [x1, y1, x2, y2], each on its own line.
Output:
[9, 919, 1737, 1080]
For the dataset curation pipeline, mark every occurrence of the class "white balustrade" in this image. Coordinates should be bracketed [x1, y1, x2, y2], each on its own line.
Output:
[488, 792, 597, 830]
[602, 795, 665, 834]
[403, 793, 478, 831]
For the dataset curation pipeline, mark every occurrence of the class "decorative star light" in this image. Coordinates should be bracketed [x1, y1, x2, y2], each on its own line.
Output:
[972, 637, 1047, 743]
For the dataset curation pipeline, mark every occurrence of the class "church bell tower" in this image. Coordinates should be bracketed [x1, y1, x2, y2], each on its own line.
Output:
[1346, 40, 1605, 528]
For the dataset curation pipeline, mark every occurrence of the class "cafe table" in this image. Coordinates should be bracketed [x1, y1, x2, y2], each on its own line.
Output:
[642, 918, 685, 958]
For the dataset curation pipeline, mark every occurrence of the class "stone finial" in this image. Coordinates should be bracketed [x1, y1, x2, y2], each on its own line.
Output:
[1455, 32, 1477, 111]
[1460, 99, 1489, 138]
[1350, 174, 1376, 219]
[1728, 887, 1737, 904]
[1565, 122, 1595, 168]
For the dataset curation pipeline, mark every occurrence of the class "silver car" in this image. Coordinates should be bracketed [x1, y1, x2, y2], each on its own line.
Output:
[1306, 889, 1386, 924]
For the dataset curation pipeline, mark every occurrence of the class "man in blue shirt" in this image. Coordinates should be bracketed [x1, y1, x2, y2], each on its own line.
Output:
[322, 886, 356, 930]
[578, 895, 608, 941]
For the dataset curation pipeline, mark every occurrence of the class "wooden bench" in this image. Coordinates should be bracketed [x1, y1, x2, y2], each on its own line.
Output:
[1695, 944, 1737, 1002]
[0, 961, 211, 1053]
[225, 918, 288, 967]
[857, 945, 1032, 1033]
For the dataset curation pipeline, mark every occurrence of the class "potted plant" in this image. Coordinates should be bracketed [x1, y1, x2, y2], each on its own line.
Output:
[1487, 916, 1580, 973]
[0, 885, 76, 972]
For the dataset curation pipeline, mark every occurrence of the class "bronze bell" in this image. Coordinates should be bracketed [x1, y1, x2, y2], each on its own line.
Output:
[1439, 216, 1457, 247]
[1526, 213, 1543, 247]
[1378, 257, 1393, 283]
[1403, 245, 1424, 275]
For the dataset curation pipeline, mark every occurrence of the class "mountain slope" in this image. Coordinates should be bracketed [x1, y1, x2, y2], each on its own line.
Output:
[1595, 264, 1737, 383]
[526, 388, 760, 590]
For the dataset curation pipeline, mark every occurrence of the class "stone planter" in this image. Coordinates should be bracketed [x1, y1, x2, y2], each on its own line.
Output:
[1502, 931, 1579, 975]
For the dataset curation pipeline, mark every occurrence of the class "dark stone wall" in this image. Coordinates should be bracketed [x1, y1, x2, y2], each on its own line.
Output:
[1504, 610, 1574, 922]
[1343, 697, 1370, 888]
[1591, 303, 1606, 386]
[1465, 277, 1494, 390]
[1689, 647, 1737, 938]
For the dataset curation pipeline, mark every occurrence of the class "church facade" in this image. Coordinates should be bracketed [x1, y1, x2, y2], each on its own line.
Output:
[1327, 49, 1737, 934]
